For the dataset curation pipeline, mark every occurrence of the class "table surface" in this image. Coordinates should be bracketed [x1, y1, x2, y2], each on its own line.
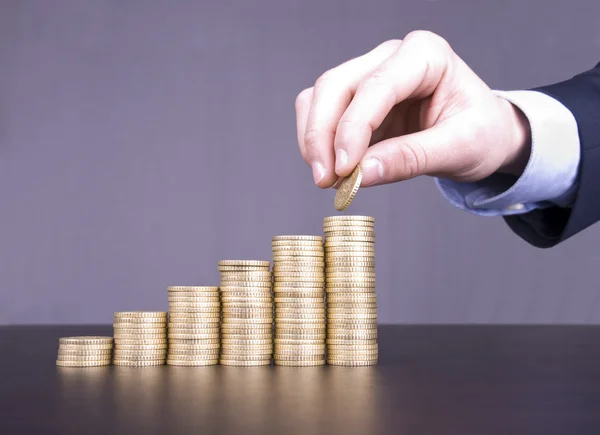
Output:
[2, 325, 600, 435]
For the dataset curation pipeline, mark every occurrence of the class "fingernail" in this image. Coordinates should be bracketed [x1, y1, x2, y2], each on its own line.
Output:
[312, 161, 326, 184]
[335, 148, 348, 172]
[361, 157, 384, 186]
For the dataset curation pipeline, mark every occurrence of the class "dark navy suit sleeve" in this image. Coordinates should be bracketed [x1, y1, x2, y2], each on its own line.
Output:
[504, 62, 600, 248]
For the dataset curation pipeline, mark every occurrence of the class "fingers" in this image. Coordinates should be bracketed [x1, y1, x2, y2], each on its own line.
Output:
[302, 39, 402, 187]
[335, 31, 453, 176]
[359, 119, 479, 186]
[295, 87, 313, 162]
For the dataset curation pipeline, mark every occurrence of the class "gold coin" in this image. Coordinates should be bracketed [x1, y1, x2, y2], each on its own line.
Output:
[275, 303, 325, 309]
[167, 359, 219, 366]
[57, 349, 113, 356]
[325, 261, 375, 267]
[57, 343, 113, 350]
[221, 319, 273, 325]
[221, 338, 272, 345]
[218, 260, 270, 267]
[272, 280, 324, 287]
[274, 338, 324, 345]
[113, 333, 167, 340]
[272, 242, 323, 249]
[327, 304, 377, 310]
[113, 360, 165, 367]
[112, 350, 167, 358]
[326, 293, 376, 301]
[326, 271, 376, 277]
[273, 267, 324, 275]
[59, 336, 113, 345]
[165, 351, 220, 358]
[324, 215, 374, 223]
[272, 256, 326, 263]
[168, 333, 220, 340]
[327, 359, 377, 367]
[327, 322, 378, 329]
[168, 301, 221, 308]
[113, 321, 167, 328]
[169, 314, 221, 322]
[167, 286, 219, 292]
[325, 235, 375, 242]
[274, 344, 325, 352]
[217, 266, 270, 273]
[168, 344, 221, 352]
[274, 359, 325, 366]
[114, 311, 167, 318]
[328, 343, 378, 351]
[221, 348, 273, 356]
[272, 246, 324, 254]
[219, 359, 271, 366]
[324, 239, 374, 246]
[272, 235, 323, 242]
[327, 307, 377, 314]
[114, 337, 167, 345]
[276, 333, 326, 341]
[326, 338, 377, 345]
[218, 353, 272, 361]
[221, 335, 273, 342]
[113, 316, 167, 324]
[221, 295, 272, 302]
[325, 283, 376, 290]
[56, 359, 111, 367]
[169, 311, 221, 318]
[273, 290, 324, 298]
[333, 166, 363, 211]
[273, 353, 324, 361]
[114, 344, 168, 351]
[275, 326, 325, 333]
[274, 297, 324, 303]
[326, 331, 378, 340]
[327, 313, 377, 320]
[220, 325, 272, 332]
[169, 295, 219, 308]
[324, 230, 375, 237]
[274, 321, 326, 328]
[168, 338, 221, 345]
[220, 271, 272, 278]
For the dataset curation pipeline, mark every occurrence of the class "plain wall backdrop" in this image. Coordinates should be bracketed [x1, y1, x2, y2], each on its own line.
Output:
[1, 0, 599, 324]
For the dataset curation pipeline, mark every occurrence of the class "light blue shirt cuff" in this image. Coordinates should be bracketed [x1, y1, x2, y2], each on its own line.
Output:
[435, 90, 581, 216]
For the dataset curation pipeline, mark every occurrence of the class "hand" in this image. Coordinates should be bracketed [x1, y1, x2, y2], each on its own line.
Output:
[295, 31, 531, 188]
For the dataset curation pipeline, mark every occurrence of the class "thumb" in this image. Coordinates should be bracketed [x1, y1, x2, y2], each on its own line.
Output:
[359, 121, 479, 186]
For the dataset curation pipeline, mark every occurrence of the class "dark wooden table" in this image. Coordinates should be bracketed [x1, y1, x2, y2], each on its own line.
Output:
[1, 325, 600, 435]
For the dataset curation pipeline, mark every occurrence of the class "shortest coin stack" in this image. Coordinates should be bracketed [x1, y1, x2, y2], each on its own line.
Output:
[167, 286, 221, 366]
[112, 312, 168, 367]
[56, 336, 113, 367]
[219, 260, 273, 366]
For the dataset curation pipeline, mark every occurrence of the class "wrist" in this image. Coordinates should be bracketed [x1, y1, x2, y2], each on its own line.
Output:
[497, 98, 532, 176]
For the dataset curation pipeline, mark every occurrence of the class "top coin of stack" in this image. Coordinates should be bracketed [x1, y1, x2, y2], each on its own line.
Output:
[324, 216, 378, 367]
[56, 336, 113, 367]
[167, 286, 221, 366]
[218, 260, 273, 366]
[272, 235, 326, 366]
[112, 312, 168, 367]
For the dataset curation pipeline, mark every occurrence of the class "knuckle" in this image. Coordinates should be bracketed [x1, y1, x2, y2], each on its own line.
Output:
[361, 71, 392, 92]
[295, 88, 312, 108]
[304, 129, 321, 155]
[315, 70, 336, 89]
[393, 141, 428, 179]
[378, 38, 403, 50]
[404, 30, 451, 52]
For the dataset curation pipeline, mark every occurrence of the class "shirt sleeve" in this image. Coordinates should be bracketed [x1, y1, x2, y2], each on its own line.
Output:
[434, 90, 581, 216]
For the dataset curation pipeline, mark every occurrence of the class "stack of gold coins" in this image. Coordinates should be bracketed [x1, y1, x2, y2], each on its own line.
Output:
[167, 286, 220, 366]
[218, 260, 273, 366]
[272, 235, 326, 366]
[56, 336, 113, 367]
[112, 312, 168, 366]
[324, 216, 378, 366]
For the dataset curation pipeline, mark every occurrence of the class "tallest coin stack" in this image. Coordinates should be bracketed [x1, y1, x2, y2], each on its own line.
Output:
[324, 216, 378, 366]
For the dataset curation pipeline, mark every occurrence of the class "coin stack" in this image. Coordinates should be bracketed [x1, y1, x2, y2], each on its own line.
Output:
[112, 312, 168, 366]
[272, 235, 326, 366]
[166, 286, 221, 366]
[218, 260, 273, 366]
[324, 216, 378, 366]
[56, 336, 113, 367]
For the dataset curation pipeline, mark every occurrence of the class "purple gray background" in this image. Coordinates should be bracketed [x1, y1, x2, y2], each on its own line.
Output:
[1, 0, 599, 325]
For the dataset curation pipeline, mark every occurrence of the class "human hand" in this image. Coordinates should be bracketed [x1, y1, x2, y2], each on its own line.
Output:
[295, 31, 531, 188]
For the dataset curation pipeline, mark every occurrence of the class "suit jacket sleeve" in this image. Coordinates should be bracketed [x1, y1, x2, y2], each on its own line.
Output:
[504, 62, 600, 248]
